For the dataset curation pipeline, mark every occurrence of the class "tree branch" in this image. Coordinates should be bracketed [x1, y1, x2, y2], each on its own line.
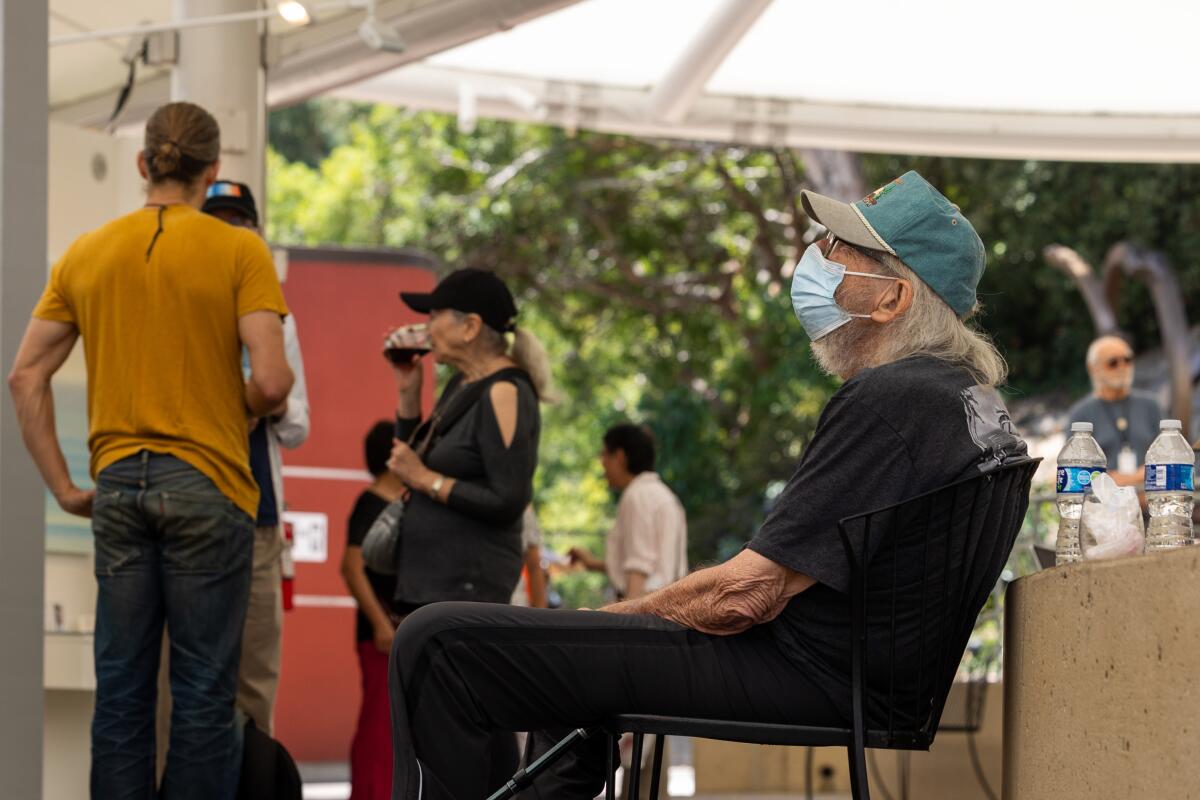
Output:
[773, 148, 808, 258]
[711, 156, 782, 271]
[797, 149, 866, 201]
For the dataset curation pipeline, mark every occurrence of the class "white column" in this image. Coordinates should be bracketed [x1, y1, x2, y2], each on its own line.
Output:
[0, 1, 48, 797]
[171, 0, 267, 210]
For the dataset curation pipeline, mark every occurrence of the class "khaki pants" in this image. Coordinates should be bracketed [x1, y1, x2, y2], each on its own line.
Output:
[157, 524, 284, 780]
[236, 524, 284, 734]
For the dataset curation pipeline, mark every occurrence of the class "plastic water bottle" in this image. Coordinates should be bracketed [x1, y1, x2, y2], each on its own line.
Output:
[1056, 422, 1107, 565]
[1144, 419, 1195, 551]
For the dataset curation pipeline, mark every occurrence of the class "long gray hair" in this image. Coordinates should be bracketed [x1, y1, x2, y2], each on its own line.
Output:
[873, 254, 1008, 387]
[453, 311, 559, 402]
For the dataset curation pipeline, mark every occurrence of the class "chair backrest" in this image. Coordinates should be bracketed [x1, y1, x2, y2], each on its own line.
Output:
[837, 458, 1040, 748]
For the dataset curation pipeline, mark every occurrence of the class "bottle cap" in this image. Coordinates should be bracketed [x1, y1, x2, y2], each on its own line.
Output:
[1160, 419, 1182, 430]
[1070, 422, 1093, 433]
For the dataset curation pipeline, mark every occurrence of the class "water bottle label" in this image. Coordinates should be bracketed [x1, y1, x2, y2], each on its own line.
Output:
[1057, 466, 1105, 494]
[1144, 464, 1194, 492]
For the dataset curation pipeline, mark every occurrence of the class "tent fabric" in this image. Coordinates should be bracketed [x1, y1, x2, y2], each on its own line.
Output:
[49, 0, 1200, 162]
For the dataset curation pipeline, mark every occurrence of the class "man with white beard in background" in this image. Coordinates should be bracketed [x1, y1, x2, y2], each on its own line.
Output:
[1068, 335, 1163, 486]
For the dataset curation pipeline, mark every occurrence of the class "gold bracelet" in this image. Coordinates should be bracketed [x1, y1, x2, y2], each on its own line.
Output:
[429, 475, 445, 500]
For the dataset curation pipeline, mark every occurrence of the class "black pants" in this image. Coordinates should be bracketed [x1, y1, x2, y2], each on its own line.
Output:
[388, 602, 843, 800]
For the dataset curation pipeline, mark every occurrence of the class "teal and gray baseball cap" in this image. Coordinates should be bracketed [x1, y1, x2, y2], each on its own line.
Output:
[800, 170, 986, 317]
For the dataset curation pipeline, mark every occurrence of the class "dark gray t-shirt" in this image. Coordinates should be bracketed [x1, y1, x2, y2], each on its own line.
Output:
[747, 356, 1028, 725]
[1067, 390, 1162, 470]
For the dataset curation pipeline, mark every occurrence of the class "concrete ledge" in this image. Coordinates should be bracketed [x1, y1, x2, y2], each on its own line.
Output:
[1003, 547, 1200, 799]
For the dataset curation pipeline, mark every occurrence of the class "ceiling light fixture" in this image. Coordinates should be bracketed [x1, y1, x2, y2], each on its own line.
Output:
[276, 1, 316, 27]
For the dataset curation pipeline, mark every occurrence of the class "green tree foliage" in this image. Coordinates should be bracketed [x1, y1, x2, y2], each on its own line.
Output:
[267, 101, 1200, 583]
[267, 103, 840, 571]
[267, 101, 373, 168]
[864, 156, 1200, 401]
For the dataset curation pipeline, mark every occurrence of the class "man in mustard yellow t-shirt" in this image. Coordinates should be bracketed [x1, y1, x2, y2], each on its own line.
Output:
[7, 102, 293, 799]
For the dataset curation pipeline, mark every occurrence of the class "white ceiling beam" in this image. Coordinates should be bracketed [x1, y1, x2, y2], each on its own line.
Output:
[336, 64, 1200, 164]
[268, 0, 581, 106]
[645, 0, 772, 124]
[49, 0, 582, 127]
[49, 8, 279, 47]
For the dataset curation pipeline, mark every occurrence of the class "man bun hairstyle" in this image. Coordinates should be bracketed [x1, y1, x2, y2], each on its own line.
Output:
[603, 423, 656, 475]
[143, 102, 220, 185]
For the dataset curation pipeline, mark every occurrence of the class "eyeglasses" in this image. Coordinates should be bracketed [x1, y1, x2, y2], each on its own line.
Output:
[819, 234, 888, 269]
[1104, 355, 1134, 369]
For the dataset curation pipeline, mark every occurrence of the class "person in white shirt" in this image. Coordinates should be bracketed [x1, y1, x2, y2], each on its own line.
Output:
[571, 423, 687, 602]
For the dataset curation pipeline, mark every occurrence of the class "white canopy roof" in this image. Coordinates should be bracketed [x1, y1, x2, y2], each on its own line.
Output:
[427, 0, 1200, 116]
[47, 0, 1200, 162]
[48, 0, 581, 129]
[337, 0, 1200, 162]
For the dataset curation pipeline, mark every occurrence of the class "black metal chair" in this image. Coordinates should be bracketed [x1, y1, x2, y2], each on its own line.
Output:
[489, 458, 1040, 800]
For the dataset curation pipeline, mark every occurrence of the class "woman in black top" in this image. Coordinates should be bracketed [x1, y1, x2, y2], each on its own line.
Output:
[386, 269, 552, 608]
[385, 268, 553, 784]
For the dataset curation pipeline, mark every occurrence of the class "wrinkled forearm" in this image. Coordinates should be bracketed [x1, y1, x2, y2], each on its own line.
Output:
[603, 560, 792, 635]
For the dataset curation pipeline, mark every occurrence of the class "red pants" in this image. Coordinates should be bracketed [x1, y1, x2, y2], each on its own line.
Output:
[350, 640, 393, 800]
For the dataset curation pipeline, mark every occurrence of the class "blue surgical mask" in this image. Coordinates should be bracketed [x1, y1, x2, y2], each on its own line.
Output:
[790, 243, 897, 341]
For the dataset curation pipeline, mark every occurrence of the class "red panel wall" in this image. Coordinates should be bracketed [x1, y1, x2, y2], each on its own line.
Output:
[273, 250, 436, 763]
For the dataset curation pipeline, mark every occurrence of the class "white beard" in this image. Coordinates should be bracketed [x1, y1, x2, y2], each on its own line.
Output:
[1093, 372, 1134, 396]
[811, 318, 874, 379]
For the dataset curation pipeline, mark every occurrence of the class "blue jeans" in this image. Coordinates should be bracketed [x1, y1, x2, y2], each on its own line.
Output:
[90, 451, 253, 800]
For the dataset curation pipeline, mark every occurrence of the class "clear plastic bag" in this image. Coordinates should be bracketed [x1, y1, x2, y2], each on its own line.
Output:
[1079, 472, 1145, 560]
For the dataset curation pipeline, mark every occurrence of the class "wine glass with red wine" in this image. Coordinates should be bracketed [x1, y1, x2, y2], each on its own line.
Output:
[384, 323, 431, 365]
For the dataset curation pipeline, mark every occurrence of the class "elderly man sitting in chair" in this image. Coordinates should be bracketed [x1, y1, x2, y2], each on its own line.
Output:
[387, 171, 1028, 800]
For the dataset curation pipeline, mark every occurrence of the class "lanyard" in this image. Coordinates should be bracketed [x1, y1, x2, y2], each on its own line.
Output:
[1099, 397, 1132, 449]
